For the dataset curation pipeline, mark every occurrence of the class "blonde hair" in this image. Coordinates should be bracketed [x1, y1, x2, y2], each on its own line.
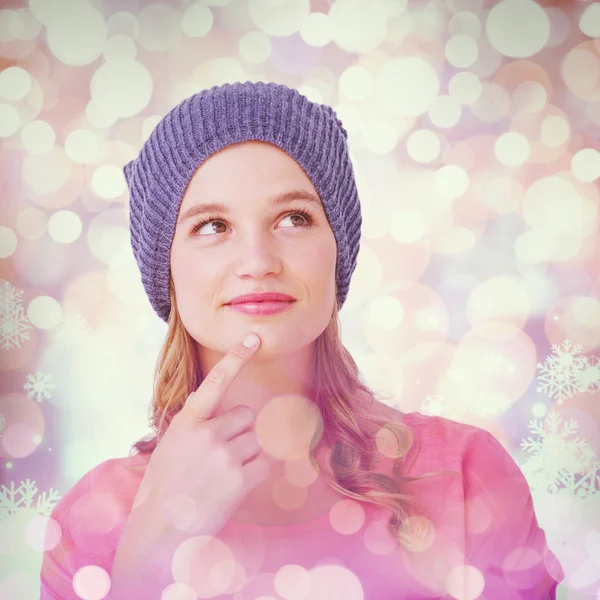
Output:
[129, 278, 459, 549]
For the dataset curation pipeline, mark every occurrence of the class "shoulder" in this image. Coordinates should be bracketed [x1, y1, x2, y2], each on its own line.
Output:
[371, 400, 491, 462]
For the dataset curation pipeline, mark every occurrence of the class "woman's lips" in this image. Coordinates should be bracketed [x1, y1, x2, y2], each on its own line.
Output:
[226, 301, 295, 316]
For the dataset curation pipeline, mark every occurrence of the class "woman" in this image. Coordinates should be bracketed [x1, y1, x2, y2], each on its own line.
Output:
[40, 81, 564, 599]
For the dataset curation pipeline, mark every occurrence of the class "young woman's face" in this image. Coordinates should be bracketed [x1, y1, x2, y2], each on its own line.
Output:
[170, 140, 338, 359]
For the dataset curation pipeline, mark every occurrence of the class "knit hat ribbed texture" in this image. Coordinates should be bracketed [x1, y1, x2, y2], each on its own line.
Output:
[123, 81, 362, 323]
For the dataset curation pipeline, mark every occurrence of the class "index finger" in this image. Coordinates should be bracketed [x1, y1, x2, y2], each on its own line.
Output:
[184, 332, 261, 421]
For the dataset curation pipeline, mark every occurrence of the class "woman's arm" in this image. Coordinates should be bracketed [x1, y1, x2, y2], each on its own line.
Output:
[462, 428, 565, 599]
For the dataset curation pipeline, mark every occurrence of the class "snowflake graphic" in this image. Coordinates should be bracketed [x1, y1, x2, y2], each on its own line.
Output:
[0, 479, 62, 521]
[536, 339, 590, 404]
[52, 313, 91, 350]
[0, 280, 33, 351]
[580, 354, 600, 394]
[520, 411, 600, 499]
[23, 370, 56, 403]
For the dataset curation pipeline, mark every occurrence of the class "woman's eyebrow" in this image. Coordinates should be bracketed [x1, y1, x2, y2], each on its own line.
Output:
[178, 190, 321, 225]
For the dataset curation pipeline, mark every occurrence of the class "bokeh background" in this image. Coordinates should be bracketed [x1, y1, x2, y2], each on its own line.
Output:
[0, 0, 599, 598]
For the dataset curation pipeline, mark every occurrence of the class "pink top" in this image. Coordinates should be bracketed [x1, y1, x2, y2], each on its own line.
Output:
[40, 411, 565, 599]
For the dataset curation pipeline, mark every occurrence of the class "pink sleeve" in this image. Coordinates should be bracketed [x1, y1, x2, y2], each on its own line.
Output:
[40, 472, 89, 600]
[39, 459, 135, 600]
[462, 428, 565, 599]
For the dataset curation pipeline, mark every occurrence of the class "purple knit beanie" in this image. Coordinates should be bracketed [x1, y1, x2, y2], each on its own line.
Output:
[123, 81, 362, 323]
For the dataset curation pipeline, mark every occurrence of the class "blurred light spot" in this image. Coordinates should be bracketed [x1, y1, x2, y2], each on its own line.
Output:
[0, 572, 40, 598]
[0, 102, 21, 137]
[48, 210, 82, 244]
[181, 3, 213, 38]
[309, 565, 363, 598]
[255, 395, 321, 461]
[560, 45, 600, 103]
[580, 3, 600, 38]
[0, 66, 31, 100]
[406, 129, 440, 163]
[272, 476, 307, 512]
[329, 0, 387, 53]
[531, 402, 547, 419]
[512, 80, 548, 114]
[446, 564, 484, 600]
[364, 519, 398, 555]
[28, 0, 54, 26]
[362, 115, 398, 154]
[27, 295, 62, 329]
[448, 11, 482, 39]
[138, 3, 182, 52]
[274, 564, 311, 600]
[23, 147, 73, 194]
[26, 515, 61, 552]
[86, 101, 116, 128]
[434, 165, 469, 199]
[545, 7, 571, 48]
[90, 60, 153, 120]
[523, 175, 596, 237]
[572, 148, 600, 182]
[376, 56, 440, 116]
[385, 0, 408, 17]
[160, 493, 198, 532]
[494, 132, 530, 166]
[300, 11, 332, 47]
[106, 11, 140, 38]
[91, 164, 127, 199]
[88, 212, 130, 266]
[5, 7, 42, 41]
[445, 35, 479, 68]
[142, 115, 162, 142]
[486, 0, 550, 58]
[339, 66, 372, 101]
[239, 30, 272, 63]
[389, 209, 424, 243]
[400, 515, 435, 552]
[46, 4, 107, 66]
[572, 296, 600, 330]
[73, 565, 111, 600]
[330, 499, 365, 535]
[470, 82, 510, 122]
[103, 33, 137, 61]
[0, 226, 17, 258]
[65, 128, 100, 163]
[172, 536, 236, 597]
[482, 174, 523, 215]
[428, 95, 461, 128]
[283, 456, 318, 487]
[16, 207, 47, 240]
[368, 295, 404, 330]
[161, 582, 197, 600]
[20, 120, 55, 153]
[248, 0, 309, 37]
[448, 71, 482, 105]
[467, 276, 530, 329]
[540, 114, 570, 148]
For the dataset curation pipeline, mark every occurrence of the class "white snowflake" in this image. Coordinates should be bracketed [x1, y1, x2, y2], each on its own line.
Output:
[52, 313, 91, 350]
[536, 339, 590, 404]
[0, 280, 33, 351]
[519, 411, 600, 499]
[23, 370, 56, 403]
[579, 354, 600, 394]
[0, 479, 62, 520]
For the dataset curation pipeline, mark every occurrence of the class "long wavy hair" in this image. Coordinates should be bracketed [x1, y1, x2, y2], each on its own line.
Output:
[129, 276, 459, 550]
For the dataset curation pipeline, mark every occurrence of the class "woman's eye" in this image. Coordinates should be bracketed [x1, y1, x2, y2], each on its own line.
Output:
[191, 211, 313, 236]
